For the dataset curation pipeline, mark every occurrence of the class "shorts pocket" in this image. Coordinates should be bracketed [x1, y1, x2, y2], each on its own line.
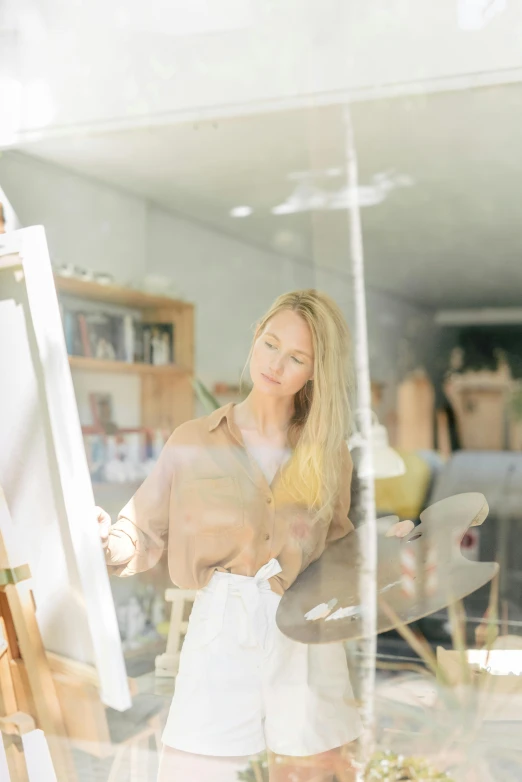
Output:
[180, 593, 212, 654]
[181, 580, 227, 654]
[307, 642, 350, 690]
[179, 476, 243, 535]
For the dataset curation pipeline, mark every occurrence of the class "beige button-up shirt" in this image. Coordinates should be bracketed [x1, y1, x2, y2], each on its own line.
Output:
[105, 403, 354, 594]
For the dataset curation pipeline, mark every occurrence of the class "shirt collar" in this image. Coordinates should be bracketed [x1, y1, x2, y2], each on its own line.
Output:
[207, 402, 236, 432]
[207, 400, 299, 450]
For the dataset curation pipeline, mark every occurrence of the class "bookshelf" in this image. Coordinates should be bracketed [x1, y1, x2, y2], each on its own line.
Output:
[68, 356, 189, 376]
[55, 275, 195, 431]
[55, 274, 195, 661]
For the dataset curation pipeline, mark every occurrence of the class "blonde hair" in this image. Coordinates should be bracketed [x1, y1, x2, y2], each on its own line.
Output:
[245, 289, 352, 522]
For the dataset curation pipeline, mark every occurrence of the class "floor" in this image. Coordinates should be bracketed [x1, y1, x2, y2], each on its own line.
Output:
[18, 665, 522, 782]
[72, 672, 173, 782]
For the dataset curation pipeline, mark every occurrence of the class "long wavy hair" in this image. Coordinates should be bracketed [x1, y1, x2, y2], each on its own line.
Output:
[244, 289, 352, 522]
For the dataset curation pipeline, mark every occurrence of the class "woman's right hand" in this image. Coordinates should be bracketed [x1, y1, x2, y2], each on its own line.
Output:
[96, 505, 112, 547]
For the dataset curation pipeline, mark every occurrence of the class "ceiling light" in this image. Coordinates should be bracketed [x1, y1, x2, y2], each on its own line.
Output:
[271, 171, 413, 216]
[230, 206, 253, 218]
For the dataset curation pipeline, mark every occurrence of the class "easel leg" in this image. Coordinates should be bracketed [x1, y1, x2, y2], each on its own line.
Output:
[1, 713, 61, 782]
[3, 581, 76, 780]
[0, 731, 16, 782]
[2, 733, 28, 782]
[0, 641, 28, 781]
[0, 490, 77, 782]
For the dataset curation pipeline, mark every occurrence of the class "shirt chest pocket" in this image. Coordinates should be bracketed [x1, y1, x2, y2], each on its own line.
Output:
[179, 476, 244, 535]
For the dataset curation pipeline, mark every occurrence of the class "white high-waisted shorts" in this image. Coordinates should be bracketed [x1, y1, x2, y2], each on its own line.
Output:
[161, 559, 362, 757]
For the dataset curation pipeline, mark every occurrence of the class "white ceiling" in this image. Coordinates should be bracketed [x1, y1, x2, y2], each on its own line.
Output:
[15, 81, 522, 308]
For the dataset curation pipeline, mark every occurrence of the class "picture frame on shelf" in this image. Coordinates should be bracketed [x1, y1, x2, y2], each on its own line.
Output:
[89, 392, 119, 435]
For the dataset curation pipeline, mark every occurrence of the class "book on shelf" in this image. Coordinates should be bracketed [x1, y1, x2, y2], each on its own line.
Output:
[62, 308, 79, 355]
[61, 306, 127, 362]
[60, 307, 176, 366]
[77, 312, 92, 357]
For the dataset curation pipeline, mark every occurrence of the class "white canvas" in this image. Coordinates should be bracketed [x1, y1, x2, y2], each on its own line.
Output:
[0, 226, 130, 711]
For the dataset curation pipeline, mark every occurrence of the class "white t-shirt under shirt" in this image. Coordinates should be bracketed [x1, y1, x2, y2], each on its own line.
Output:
[240, 435, 292, 487]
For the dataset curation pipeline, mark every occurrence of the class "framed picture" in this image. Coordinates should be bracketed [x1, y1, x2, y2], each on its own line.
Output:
[89, 392, 119, 434]
[0, 226, 131, 711]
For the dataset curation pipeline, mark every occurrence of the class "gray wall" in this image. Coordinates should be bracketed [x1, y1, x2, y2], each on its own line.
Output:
[1, 150, 438, 427]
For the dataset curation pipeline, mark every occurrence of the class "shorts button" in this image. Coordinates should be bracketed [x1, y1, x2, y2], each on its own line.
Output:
[265, 533, 270, 541]
[266, 497, 272, 504]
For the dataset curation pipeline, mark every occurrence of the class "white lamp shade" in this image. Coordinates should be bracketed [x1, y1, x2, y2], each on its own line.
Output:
[348, 417, 406, 480]
[371, 445, 406, 479]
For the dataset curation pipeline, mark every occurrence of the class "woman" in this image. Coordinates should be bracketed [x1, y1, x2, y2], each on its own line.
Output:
[98, 290, 412, 781]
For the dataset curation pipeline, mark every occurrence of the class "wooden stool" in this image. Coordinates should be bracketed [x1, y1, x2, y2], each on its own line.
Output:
[155, 589, 196, 678]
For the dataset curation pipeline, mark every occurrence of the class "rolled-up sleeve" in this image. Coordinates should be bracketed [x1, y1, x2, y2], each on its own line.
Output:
[105, 433, 176, 577]
[326, 441, 355, 544]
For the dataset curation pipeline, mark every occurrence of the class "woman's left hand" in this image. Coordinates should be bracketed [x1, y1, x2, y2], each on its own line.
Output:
[385, 519, 415, 538]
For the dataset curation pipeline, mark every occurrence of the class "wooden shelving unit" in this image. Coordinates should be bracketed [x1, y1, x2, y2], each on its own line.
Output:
[68, 356, 190, 376]
[55, 275, 195, 431]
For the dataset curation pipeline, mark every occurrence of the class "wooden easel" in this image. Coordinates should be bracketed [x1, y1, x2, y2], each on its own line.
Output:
[0, 489, 76, 781]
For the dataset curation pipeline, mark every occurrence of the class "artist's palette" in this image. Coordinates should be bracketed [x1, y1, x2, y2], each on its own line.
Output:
[276, 493, 498, 644]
